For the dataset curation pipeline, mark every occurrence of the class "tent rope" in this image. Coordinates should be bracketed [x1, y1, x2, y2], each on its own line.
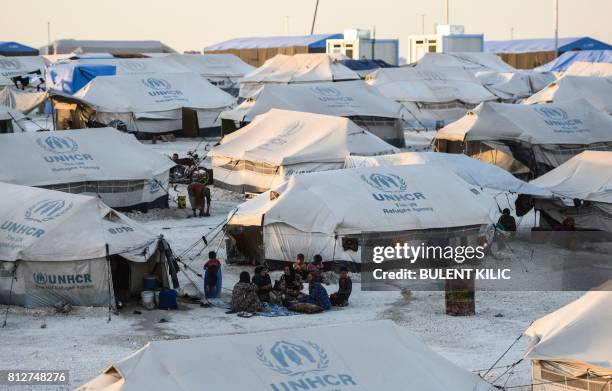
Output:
[105, 244, 113, 323]
[482, 330, 526, 379]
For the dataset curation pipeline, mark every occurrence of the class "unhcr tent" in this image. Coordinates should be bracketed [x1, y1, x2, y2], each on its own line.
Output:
[0, 104, 26, 132]
[0, 55, 46, 78]
[339, 58, 397, 78]
[475, 71, 556, 101]
[221, 80, 405, 147]
[77, 320, 489, 391]
[162, 53, 254, 96]
[0, 128, 175, 211]
[524, 75, 612, 115]
[211, 109, 398, 193]
[365, 66, 496, 130]
[239, 53, 360, 98]
[524, 290, 612, 390]
[0, 87, 47, 113]
[0, 183, 173, 308]
[534, 49, 612, 72]
[226, 165, 491, 267]
[345, 152, 549, 196]
[41, 39, 176, 55]
[520, 151, 612, 232]
[415, 52, 514, 73]
[436, 99, 612, 176]
[50, 72, 235, 135]
[564, 61, 612, 77]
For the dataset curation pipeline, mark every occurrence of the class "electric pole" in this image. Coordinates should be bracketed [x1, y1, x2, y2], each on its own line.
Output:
[310, 0, 320, 35]
[554, 0, 559, 57]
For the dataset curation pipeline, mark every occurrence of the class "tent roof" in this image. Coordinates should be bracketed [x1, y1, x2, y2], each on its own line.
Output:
[523, 75, 612, 114]
[229, 164, 492, 234]
[240, 53, 360, 86]
[0, 104, 25, 122]
[45, 39, 176, 54]
[0, 128, 174, 187]
[61, 57, 190, 75]
[345, 152, 550, 196]
[339, 59, 396, 71]
[564, 61, 612, 77]
[415, 52, 514, 72]
[0, 41, 38, 54]
[0, 182, 158, 262]
[64, 72, 235, 113]
[436, 99, 612, 145]
[78, 320, 489, 391]
[162, 53, 254, 78]
[47, 62, 117, 94]
[534, 49, 612, 72]
[222, 80, 403, 122]
[211, 109, 398, 166]
[366, 66, 496, 104]
[0, 55, 46, 78]
[475, 70, 555, 100]
[529, 151, 612, 203]
[204, 33, 342, 51]
[484, 37, 612, 54]
[525, 290, 612, 371]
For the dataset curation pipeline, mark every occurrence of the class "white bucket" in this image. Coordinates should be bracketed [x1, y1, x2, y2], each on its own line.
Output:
[141, 290, 155, 310]
[154, 291, 160, 306]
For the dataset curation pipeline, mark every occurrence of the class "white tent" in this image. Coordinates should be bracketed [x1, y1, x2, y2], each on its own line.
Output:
[563, 61, 612, 77]
[221, 80, 405, 147]
[211, 109, 398, 193]
[51, 72, 235, 133]
[0, 55, 46, 78]
[239, 53, 360, 98]
[0, 128, 175, 211]
[162, 53, 254, 95]
[415, 52, 515, 73]
[0, 86, 46, 114]
[525, 290, 612, 390]
[0, 183, 171, 308]
[76, 320, 490, 391]
[524, 75, 612, 115]
[475, 71, 556, 101]
[526, 151, 612, 232]
[365, 66, 496, 130]
[436, 99, 612, 176]
[0, 104, 26, 132]
[345, 152, 549, 196]
[227, 164, 492, 265]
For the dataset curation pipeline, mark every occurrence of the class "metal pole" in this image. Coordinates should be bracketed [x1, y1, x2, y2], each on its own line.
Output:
[554, 0, 559, 57]
[47, 22, 51, 49]
[310, 0, 320, 35]
[421, 14, 426, 34]
[444, 0, 449, 25]
[510, 27, 514, 40]
[284, 16, 290, 35]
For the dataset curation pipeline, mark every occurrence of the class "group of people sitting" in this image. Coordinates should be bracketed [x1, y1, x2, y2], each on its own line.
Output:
[230, 253, 353, 314]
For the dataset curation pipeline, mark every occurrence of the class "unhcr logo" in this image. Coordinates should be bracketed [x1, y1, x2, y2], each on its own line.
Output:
[36, 136, 78, 154]
[310, 86, 341, 97]
[416, 70, 448, 83]
[534, 106, 584, 131]
[120, 61, 147, 72]
[258, 341, 359, 391]
[141, 77, 171, 90]
[25, 199, 73, 223]
[0, 58, 20, 70]
[534, 106, 568, 121]
[33, 272, 93, 287]
[361, 173, 407, 193]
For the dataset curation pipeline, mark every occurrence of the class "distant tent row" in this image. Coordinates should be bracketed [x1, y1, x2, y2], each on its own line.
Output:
[211, 109, 398, 193]
[436, 99, 612, 177]
[0, 128, 174, 211]
[221, 80, 406, 147]
[41, 39, 176, 55]
[0, 182, 173, 308]
[415, 52, 515, 73]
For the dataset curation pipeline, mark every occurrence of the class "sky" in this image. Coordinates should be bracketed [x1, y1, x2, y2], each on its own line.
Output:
[3, 0, 611, 59]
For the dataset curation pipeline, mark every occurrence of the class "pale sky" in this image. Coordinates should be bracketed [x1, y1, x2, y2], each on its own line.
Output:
[4, 0, 612, 58]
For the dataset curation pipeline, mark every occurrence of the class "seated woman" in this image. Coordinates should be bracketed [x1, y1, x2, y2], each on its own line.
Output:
[275, 266, 303, 302]
[252, 266, 273, 302]
[231, 271, 264, 313]
[298, 272, 331, 310]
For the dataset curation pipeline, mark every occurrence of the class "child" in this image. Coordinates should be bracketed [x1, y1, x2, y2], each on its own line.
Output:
[203, 251, 221, 298]
[330, 267, 352, 307]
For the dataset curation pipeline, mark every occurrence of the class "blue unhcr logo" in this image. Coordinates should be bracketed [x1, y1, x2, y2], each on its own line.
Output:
[141, 77, 171, 90]
[309, 86, 341, 97]
[25, 199, 73, 223]
[361, 173, 407, 193]
[36, 136, 78, 154]
[257, 341, 328, 377]
[534, 106, 568, 121]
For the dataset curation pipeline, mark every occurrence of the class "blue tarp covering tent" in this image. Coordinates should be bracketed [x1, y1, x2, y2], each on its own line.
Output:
[484, 37, 612, 54]
[47, 62, 116, 94]
[534, 50, 612, 72]
[340, 59, 396, 71]
[204, 33, 342, 51]
[0, 41, 39, 56]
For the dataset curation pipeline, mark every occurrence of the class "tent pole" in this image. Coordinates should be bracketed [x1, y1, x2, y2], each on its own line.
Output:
[1, 265, 17, 328]
[105, 244, 112, 323]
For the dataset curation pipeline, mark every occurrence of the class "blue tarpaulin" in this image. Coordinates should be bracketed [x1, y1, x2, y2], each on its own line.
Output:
[340, 59, 397, 71]
[0, 41, 39, 56]
[484, 37, 612, 54]
[534, 50, 612, 72]
[205, 34, 342, 51]
[47, 62, 116, 94]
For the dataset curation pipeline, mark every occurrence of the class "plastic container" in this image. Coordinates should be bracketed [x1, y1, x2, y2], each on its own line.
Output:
[143, 276, 158, 291]
[154, 291, 160, 307]
[141, 290, 156, 310]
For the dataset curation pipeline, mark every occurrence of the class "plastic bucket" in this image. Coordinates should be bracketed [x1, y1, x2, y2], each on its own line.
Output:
[154, 291, 160, 307]
[141, 290, 155, 310]
[177, 195, 187, 209]
[143, 276, 158, 291]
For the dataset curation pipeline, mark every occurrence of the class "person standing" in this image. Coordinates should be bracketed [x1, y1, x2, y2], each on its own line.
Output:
[203, 251, 221, 298]
[187, 176, 211, 217]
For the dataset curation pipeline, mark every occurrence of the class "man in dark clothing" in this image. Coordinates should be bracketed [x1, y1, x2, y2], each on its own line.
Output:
[497, 209, 517, 232]
[330, 267, 352, 306]
[203, 251, 221, 298]
[252, 266, 273, 302]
